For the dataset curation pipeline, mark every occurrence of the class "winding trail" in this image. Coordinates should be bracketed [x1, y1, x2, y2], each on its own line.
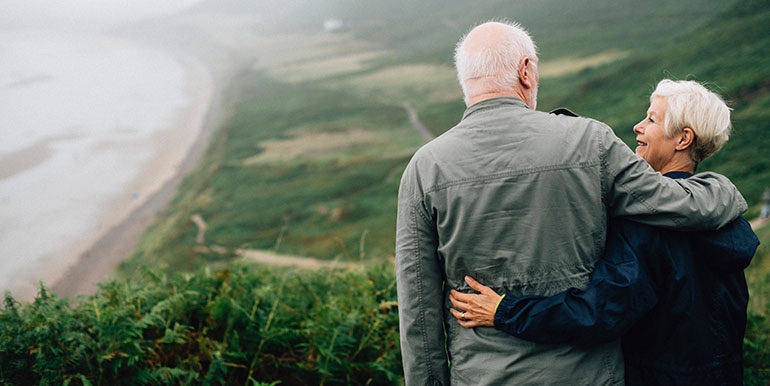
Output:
[402, 101, 435, 142]
[188, 213, 362, 270]
[237, 249, 361, 270]
[197, 103, 437, 271]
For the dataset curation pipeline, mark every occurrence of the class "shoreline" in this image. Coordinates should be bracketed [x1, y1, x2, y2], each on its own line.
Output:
[49, 44, 232, 299]
[0, 28, 228, 302]
[15, 9, 260, 301]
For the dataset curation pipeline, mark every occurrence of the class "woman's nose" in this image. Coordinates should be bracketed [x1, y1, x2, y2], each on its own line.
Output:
[633, 122, 643, 134]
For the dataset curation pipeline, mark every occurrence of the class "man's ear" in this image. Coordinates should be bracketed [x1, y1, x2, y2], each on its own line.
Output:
[518, 57, 534, 89]
[676, 127, 696, 150]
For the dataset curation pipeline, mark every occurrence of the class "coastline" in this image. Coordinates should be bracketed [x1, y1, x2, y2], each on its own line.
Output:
[4, 9, 260, 302]
[49, 45, 227, 299]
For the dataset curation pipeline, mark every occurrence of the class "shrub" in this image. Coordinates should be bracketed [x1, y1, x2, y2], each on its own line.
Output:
[0, 262, 401, 386]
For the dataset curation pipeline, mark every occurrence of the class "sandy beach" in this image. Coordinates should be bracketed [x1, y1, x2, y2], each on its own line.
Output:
[0, 8, 269, 302]
[0, 30, 231, 302]
[45, 12, 257, 300]
[48, 50, 219, 299]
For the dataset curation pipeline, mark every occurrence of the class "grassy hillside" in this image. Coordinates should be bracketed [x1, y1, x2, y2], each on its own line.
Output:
[3, 0, 768, 384]
[544, 0, 770, 206]
[119, 1, 770, 382]
[123, 0, 769, 270]
[120, 73, 419, 272]
[227, 0, 732, 64]
[745, 217, 770, 384]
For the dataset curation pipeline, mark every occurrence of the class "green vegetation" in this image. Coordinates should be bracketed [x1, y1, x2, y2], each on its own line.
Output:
[2, 0, 770, 384]
[745, 220, 770, 384]
[0, 263, 399, 385]
[544, 0, 770, 203]
[120, 72, 421, 273]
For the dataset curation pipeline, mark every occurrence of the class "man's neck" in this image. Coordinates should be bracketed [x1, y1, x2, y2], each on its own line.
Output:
[468, 92, 530, 108]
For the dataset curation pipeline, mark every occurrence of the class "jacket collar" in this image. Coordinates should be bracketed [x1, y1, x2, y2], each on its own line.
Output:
[663, 171, 693, 180]
[462, 97, 529, 120]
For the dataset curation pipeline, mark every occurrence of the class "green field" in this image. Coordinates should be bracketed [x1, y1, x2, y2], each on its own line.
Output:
[122, 0, 770, 382]
[2, 0, 770, 384]
[125, 0, 770, 267]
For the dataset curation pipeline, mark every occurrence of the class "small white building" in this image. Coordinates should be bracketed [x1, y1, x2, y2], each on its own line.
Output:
[323, 18, 346, 33]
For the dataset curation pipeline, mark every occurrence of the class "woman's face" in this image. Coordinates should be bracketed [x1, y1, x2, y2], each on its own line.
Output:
[633, 96, 680, 172]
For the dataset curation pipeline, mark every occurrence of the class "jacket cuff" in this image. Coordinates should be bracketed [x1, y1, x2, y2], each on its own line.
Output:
[495, 294, 506, 313]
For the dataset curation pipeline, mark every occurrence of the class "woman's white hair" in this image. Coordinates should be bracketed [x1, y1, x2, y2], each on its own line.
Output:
[652, 79, 732, 164]
[454, 20, 538, 105]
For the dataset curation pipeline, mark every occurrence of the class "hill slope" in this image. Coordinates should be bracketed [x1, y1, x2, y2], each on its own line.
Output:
[545, 0, 770, 205]
[127, 0, 768, 268]
[3, 1, 769, 384]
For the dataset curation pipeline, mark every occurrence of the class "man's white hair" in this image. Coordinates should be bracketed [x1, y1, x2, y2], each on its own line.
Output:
[454, 20, 538, 105]
[652, 79, 732, 163]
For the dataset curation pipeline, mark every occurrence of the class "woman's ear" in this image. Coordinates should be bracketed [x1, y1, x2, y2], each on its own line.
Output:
[676, 127, 695, 150]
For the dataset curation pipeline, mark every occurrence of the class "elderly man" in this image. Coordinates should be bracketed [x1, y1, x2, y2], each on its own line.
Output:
[395, 21, 747, 385]
[449, 79, 759, 385]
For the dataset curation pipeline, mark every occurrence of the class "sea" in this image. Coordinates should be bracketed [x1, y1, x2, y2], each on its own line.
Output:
[0, 4, 205, 299]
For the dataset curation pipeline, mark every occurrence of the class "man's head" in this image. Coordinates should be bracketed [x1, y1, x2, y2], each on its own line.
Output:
[633, 79, 731, 173]
[454, 21, 539, 108]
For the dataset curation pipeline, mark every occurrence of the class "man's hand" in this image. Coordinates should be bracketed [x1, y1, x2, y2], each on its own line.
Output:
[449, 276, 502, 328]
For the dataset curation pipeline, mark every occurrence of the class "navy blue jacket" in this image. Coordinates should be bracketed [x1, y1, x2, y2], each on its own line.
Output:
[494, 172, 759, 385]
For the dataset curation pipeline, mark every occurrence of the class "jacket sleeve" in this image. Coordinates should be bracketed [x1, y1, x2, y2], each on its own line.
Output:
[396, 163, 449, 386]
[598, 124, 746, 230]
[690, 217, 759, 272]
[493, 220, 660, 346]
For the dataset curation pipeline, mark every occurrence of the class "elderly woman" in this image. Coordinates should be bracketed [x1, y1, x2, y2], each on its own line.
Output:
[449, 79, 759, 385]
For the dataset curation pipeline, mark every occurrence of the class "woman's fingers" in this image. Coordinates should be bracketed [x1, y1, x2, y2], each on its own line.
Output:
[465, 275, 498, 296]
[450, 289, 475, 305]
[449, 304, 468, 322]
[449, 304, 482, 328]
[451, 280, 500, 329]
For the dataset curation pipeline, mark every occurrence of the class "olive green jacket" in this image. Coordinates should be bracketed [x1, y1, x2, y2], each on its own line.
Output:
[395, 97, 746, 386]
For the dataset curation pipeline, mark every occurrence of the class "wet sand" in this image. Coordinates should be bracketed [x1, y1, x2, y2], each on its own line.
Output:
[27, 11, 270, 300]
[49, 47, 229, 299]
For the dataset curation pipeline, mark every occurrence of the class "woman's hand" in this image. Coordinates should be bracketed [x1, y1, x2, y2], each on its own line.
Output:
[449, 276, 502, 328]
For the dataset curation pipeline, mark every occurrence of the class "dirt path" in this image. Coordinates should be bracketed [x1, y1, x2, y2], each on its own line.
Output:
[236, 248, 361, 270]
[750, 217, 768, 230]
[190, 213, 362, 271]
[180, 101, 432, 272]
[403, 101, 435, 142]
